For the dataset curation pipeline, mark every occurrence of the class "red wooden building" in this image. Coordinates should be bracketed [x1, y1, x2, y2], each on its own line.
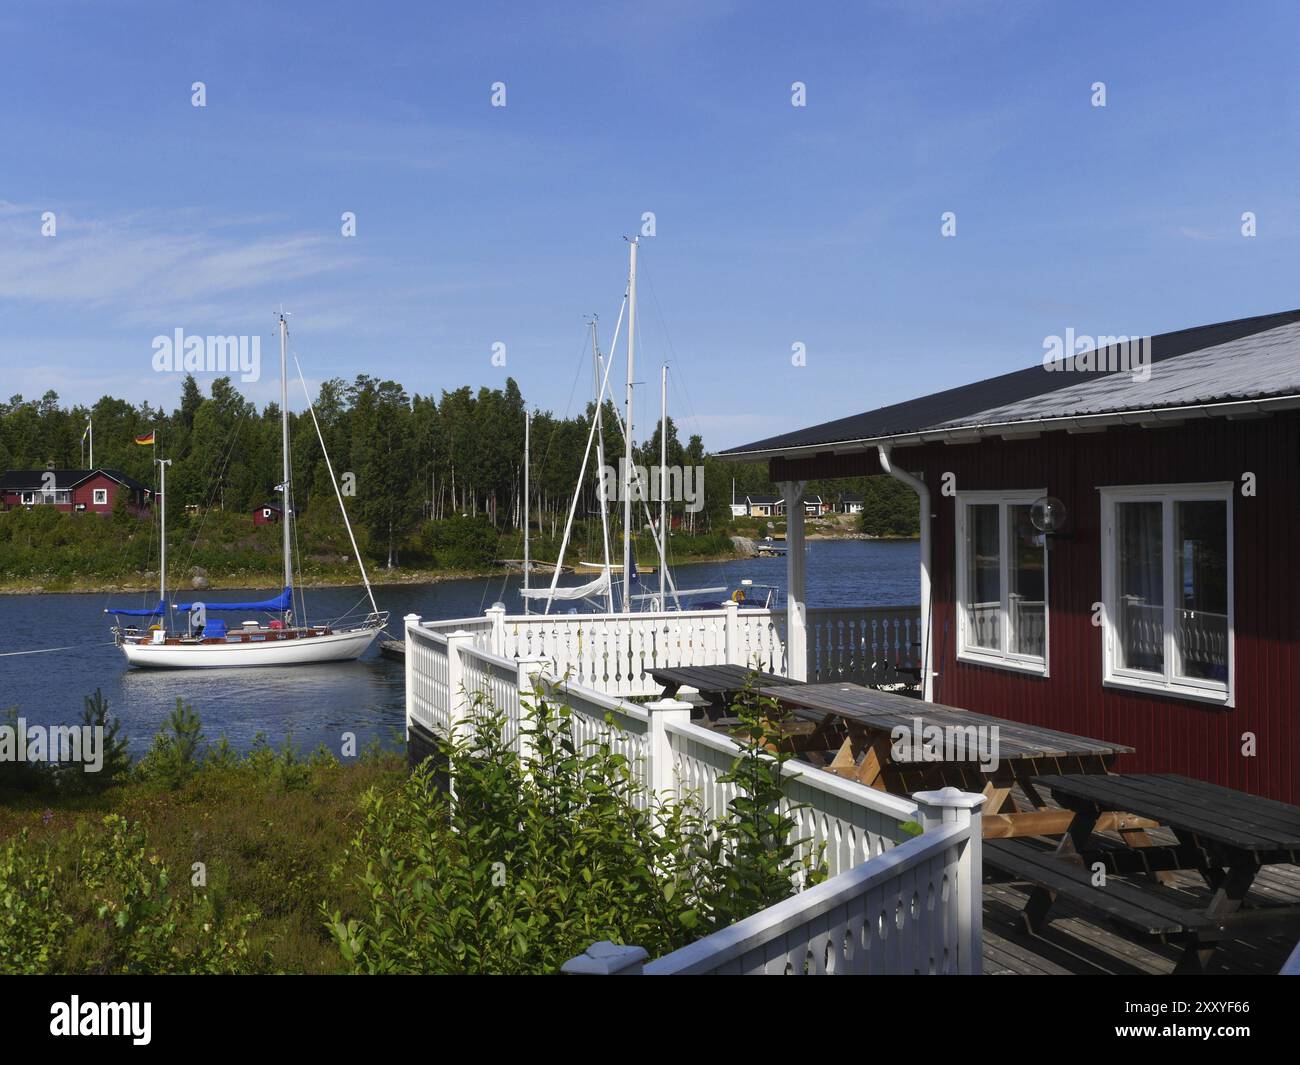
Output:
[253, 503, 286, 525]
[721, 310, 1300, 802]
[0, 468, 152, 514]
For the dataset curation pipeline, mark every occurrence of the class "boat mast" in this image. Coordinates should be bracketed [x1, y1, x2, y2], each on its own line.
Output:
[622, 238, 637, 612]
[158, 456, 171, 619]
[279, 313, 292, 623]
[522, 406, 531, 615]
[659, 363, 667, 609]
[592, 321, 615, 612]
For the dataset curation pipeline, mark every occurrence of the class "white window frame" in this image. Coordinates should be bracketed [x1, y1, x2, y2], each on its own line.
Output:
[20, 491, 36, 505]
[93, 488, 109, 505]
[955, 489, 1050, 676]
[1100, 482, 1234, 707]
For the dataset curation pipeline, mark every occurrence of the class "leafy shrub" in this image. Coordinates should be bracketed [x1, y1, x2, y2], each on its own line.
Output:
[419, 515, 499, 570]
[327, 690, 824, 974]
[0, 816, 259, 974]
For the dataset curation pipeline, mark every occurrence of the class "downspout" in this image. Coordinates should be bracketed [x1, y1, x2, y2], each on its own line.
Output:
[877, 445, 933, 702]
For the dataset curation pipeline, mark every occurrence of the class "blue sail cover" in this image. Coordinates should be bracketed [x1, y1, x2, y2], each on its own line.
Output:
[172, 587, 293, 612]
[105, 601, 165, 617]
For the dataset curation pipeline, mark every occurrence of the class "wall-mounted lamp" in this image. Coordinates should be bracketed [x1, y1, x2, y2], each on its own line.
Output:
[1030, 495, 1070, 542]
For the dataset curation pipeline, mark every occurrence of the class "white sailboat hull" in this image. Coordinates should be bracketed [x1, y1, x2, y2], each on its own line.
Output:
[119, 626, 381, 669]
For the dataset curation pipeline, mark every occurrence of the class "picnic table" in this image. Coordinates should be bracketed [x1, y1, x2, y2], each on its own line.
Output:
[648, 664, 803, 719]
[755, 681, 1141, 840]
[988, 773, 1300, 973]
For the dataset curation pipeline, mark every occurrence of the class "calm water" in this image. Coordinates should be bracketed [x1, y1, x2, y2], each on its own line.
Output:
[0, 539, 917, 755]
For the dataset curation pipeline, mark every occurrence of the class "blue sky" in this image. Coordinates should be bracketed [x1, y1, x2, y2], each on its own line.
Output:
[2, 0, 1298, 448]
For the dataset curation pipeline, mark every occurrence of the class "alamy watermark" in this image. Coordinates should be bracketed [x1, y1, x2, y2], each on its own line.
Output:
[890, 717, 1000, 773]
[0, 717, 105, 772]
[152, 328, 261, 382]
[599, 458, 704, 513]
[1042, 328, 1151, 382]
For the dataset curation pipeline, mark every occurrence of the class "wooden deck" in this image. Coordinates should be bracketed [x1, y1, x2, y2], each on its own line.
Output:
[983, 822, 1300, 975]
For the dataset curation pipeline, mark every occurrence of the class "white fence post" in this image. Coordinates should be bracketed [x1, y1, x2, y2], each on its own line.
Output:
[561, 941, 649, 975]
[913, 786, 985, 975]
[516, 657, 547, 765]
[723, 599, 740, 665]
[445, 629, 475, 741]
[644, 697, 693, 801]
[403, 613, 421, 741]
[486, 603, 506, 654]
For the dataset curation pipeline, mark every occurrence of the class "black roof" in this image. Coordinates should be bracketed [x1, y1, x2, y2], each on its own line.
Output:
[841, 491, 864, 501]
[721, 309, 1300, 457]
[1, 468, 150, 493]
[744, 494, 780, 504]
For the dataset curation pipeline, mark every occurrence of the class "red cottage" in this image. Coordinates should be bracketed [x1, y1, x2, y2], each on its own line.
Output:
[0, 468, 152, 514]
[719, 310, 1300, 802]
[253, 503, 285, 525]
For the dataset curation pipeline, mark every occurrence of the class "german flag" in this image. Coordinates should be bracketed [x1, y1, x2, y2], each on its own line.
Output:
[134, 431, 155, 446]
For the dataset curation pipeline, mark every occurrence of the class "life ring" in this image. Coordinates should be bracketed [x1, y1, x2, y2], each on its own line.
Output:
[731, 588, 746, 603]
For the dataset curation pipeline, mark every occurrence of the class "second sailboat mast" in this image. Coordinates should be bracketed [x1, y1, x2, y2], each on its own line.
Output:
[279, 314, 292, 619]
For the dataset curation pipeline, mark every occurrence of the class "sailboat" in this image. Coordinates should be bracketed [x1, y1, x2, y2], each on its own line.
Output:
[520, 240, 725, 614]
[106, 314, 388, 668]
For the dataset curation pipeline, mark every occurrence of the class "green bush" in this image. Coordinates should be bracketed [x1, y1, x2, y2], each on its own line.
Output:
[326, 688, 824, 974]
[0, 816, 259, 974]
[419, 514, 500, 570]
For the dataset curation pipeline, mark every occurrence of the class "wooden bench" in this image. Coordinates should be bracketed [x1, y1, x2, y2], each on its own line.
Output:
[985, 838, 1214, 943]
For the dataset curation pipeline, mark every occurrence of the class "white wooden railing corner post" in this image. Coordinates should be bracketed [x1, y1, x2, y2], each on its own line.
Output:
[485, 603, 507, 654]
[913, 786, 986, 975]
[561, 941, 649, 975]
[515, 657, 547, 765]
[445, 629, 475, 739]
[403, 613, 421, 741]
[779, 480, 808, 681]
[723, 599, 741, 665]
[644, 697, 693, 802]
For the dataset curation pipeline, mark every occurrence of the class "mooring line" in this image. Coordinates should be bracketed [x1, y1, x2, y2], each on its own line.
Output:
[0, 641, 116, 657]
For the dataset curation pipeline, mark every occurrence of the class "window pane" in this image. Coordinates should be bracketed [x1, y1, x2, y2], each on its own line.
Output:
[965, 504, 1000, 650]
[1116, 501, 1163, 673]
[1175, 500, 1228, 682]
[1007, 504, 1046, 658]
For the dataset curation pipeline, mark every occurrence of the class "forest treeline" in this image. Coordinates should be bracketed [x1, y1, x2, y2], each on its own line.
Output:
[0, 376, 918, 572]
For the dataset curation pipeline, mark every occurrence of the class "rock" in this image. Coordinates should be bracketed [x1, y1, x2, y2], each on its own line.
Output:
[191, 575, 210, 590]
[729, 535, 758, 557]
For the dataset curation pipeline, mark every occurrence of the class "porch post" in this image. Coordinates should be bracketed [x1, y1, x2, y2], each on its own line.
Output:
[780, 480, 808, 681]
[722, 599, 741, 665]
[403, 613, 421, 742]
[914, 786, 986, 975]
[445, 629, 474, 740]
[485, 602, 506, 655]
[645, 697, 692, 801]
[515, 657, 547, 766]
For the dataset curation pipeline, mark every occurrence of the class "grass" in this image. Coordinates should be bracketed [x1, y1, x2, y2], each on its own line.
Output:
[0, 747, 407, 974]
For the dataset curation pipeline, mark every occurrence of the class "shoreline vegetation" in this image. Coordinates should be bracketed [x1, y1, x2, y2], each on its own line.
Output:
[0, 688, 828, 974]
[1, 373, 920, 595]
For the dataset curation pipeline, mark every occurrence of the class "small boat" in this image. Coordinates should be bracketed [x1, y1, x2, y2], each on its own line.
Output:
[107, 315, 387, 668]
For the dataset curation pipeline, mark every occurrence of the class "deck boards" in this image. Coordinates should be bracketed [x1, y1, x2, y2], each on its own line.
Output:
[983, 818, 1300, 975]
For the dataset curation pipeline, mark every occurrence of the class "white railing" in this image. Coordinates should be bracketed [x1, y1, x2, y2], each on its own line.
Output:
[412, 601, 921, 697]
[563, 787, 984, 976]
[665, 718, 918, 877]
[800, 605, 922, 684]
[404, 612, 935, 880]
[404, 610, 983, 976]
[406, 626, 450, 735]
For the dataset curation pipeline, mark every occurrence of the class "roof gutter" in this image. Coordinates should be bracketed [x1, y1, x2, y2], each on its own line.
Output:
[877, 445, 933, 703]
[715, 393, 1300, 463]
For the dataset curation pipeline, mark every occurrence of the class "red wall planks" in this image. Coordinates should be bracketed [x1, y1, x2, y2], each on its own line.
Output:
[772, 411, 1300, 801]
